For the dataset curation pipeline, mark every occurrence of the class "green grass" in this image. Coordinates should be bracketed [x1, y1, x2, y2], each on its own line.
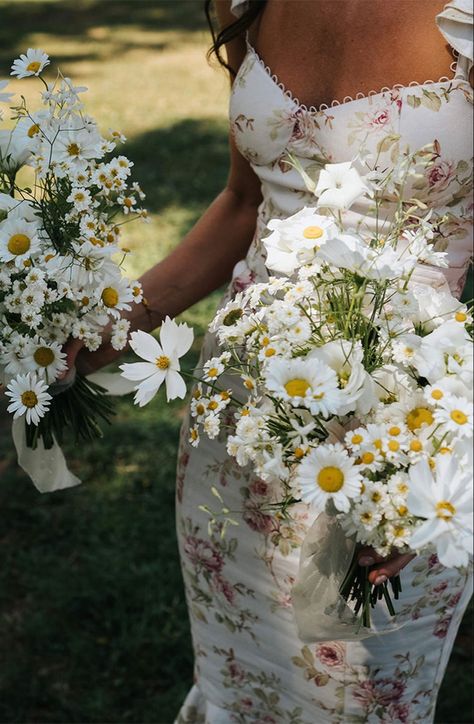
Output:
[0, 2, 472, 723]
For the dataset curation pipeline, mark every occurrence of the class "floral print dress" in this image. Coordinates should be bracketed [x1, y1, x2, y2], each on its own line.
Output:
[175, 2, 473, 722]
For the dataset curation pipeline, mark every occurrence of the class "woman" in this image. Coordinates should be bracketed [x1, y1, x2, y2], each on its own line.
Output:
[68, 1, 473, 721]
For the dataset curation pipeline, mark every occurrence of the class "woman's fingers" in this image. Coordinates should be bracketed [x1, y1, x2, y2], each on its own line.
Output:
[368, 552, 416, 586]
[357, 546, 416, 585]
[357, 546, 385, 566]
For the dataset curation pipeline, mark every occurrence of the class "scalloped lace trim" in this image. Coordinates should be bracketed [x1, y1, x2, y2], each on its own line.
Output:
[247, 41, 459, 113]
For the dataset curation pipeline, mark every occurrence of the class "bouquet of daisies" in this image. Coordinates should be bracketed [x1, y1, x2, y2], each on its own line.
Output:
[0, 49, 147, 452]
[122, 141, 472, 631]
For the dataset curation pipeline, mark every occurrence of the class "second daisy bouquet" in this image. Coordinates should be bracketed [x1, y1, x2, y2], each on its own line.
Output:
[122, 142, 473, 632]
[0, 50, 147, 451]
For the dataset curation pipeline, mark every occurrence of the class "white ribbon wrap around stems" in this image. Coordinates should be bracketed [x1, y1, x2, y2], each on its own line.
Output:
[11, 371, 137, 493]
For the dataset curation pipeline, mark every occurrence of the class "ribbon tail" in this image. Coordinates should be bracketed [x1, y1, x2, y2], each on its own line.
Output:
[12, 418, 82, 493]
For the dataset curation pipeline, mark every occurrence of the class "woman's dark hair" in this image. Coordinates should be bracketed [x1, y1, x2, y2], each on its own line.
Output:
[204, 0, 267, 77]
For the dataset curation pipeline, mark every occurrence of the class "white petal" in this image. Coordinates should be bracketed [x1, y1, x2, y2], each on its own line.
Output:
[174, 323, 194, 358]
[119, 361, 158, 381]
[129, 330, 162, 362]
[165, 369, 187, 401]
[409, 518, 443, 549]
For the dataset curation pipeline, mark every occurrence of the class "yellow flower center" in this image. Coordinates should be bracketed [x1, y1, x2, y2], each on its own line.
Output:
[317, 466, 344, 493]
[455, 311, 467, 323]
[208, 400, 218, 410]
[284, 378, 310, 397]
[243, 378, 254, 390]
[431, 389, 443, 400]
[397, 505, 408, 516]
[389, 426, 401, 436]
[373, 438, 383, 450]
[406, 407, 434, 431]
[436, 501, 456, 521]
[410, 440, 423, 452]
[26, 61, 41, 73]
[67, 142, 80, 157]
[101, 287, 119, 307]
[21, 390, 38, 408]
[132, 286, 141, 297]
[388, 440, 400, 452]
[450, 409, 468, 425]
[294, 447, 305, 459]
[393, 526, 406, 538]
[123, 197, 134, 208]
[265, 348, 276, 357]
[351, 434, 363, 445]
[33, 347, 55, 367]
[303, 225, 324, 239]
[190, 428, 198, 441]
[28, 123, 40, 138]
[220, 391, 230, 400]
[362, 451, 375, 465]
[7, 233, 31, 255]
[207, 367, 218, 378]
[439, 446, 452, 455]
[371, 491, 382, 503]
[196, 403, 205, 415]
[156, 355, 170, 370]
[81, 296, 90, 306]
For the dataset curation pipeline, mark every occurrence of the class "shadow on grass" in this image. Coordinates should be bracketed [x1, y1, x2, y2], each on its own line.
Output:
[0, 368, 198, 723]
[0, 0, 209, 66]
[126, 117, 229, 214]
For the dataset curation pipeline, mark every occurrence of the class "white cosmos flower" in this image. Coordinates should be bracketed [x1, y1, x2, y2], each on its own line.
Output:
[264, 356, 342, 417]
[11, 49, 50, 78]
[318, 234, 413, 280]
[0, 217, 41, 268]
[263, 207, 337, 274]
[414, 320, 472, 383]
[120, 317, 193, 405]
[434, 395, 473, 438]
[314, 161, 371, 210]
[5, 373, 52, 425]
[407, 457, 473, 567]
[296, 443, 362, 513]
[307, 340, 377, 415]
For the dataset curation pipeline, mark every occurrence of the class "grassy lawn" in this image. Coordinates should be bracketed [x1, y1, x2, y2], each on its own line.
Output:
[0, 2, 472, 723]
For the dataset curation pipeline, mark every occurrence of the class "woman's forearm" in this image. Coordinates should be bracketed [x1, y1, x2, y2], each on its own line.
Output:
[134, 185, 260, 331]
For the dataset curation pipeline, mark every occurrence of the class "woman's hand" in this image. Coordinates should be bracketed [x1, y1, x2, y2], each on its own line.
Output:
[358, 546, 415, 586]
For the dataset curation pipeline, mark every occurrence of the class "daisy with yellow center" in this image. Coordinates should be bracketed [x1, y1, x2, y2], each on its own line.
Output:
[11, 49, 50, 78]
[24, 340, 68, 381]
[296, 443, 362, 513]
[0, 217, 41, 268]
[264, 356, 341, 417]
[5, 373, 52, 425]
[434, 394, 473, 438]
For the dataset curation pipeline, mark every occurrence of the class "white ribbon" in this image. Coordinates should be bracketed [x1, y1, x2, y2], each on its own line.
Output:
[10, 371, 136, 493]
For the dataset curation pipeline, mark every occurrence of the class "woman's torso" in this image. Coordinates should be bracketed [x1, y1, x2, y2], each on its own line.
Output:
[228, 0, 473, 298]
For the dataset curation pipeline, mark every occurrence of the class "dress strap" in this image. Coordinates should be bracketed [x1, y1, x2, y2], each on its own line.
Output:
[436, 0, 473, 79]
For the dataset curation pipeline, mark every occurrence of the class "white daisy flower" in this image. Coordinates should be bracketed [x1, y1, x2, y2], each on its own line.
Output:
[22, 340, 67, 381]
[120, 317, 193, 405]
[67, 187, 93, 212]
[11, 49, 50, 78]
[97, 277, 134, 318]
[203, 413, 220, 439]
[5, 373, 52, 425]
[296, 443, 362, 513]
[264, 356, 341, 417]
[407, 456, 473, 567]
[434, 395, 473, 438]
[0, 216, 41, 268]
[188, 425, 200, 447]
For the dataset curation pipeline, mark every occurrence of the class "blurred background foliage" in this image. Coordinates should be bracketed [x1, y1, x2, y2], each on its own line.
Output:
[0, 1, 472, 722]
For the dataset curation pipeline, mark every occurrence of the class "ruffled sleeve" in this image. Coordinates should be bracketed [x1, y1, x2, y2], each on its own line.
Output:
[231, 0, 249, 18]
[436, 0, 473, 72]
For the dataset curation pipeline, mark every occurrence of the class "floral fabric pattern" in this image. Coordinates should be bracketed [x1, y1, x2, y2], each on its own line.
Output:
[175, 4, 473, 722]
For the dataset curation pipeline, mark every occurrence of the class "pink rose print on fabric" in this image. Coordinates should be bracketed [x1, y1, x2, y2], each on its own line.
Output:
[315, 642, 346, 669]
[184, 535, 224, 573]
[427, 159, 455, 192]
